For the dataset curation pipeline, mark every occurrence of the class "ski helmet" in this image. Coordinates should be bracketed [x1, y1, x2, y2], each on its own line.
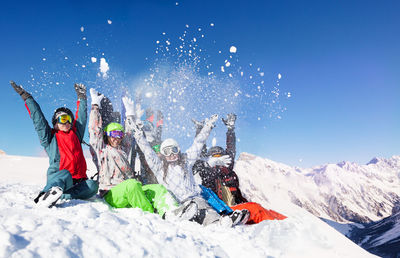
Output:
[52, 107, 74, 125]
[207, 146, 225, 157]
[160, 138, 180, 156]
[104, 122, 125, 133]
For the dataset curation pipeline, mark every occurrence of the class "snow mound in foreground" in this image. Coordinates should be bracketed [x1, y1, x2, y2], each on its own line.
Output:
[0, 154, 374, 257]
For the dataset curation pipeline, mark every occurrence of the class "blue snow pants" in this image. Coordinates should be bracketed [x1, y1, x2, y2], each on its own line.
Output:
[43, 169, 98, 200]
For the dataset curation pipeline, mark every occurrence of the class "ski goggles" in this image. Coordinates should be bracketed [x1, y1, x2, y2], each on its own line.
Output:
[105, 130, 124, 139]
[161, 146, 179, 156]
[152, 144, 161, 153]
[57, 114, 72, 124]
[212, 153, 223, 157]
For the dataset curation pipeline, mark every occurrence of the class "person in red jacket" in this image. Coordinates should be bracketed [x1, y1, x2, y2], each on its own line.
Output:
[10, 81, 98, 208]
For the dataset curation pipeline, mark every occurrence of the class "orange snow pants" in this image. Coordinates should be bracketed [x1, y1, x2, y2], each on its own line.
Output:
[231, 202, 287, 224]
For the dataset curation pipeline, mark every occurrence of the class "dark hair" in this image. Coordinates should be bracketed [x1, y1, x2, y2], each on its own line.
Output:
[52, 107, 74, 125]
[162, 153, 188, 181]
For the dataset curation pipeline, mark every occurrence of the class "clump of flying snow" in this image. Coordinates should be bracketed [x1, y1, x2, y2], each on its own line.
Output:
[230, 46, 237, 53]
[91, 57, 97, 63]
[107, 20, 112, 24]
[99, 58, 109, 78]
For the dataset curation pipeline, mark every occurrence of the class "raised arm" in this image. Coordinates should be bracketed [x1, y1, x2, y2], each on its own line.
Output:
[186, 114, 218, 166]
[122, 97, 164, 182]
[73, 83, 87, 142]
[121, 96, 141, 154]
[10, 81, 52, 148]
[222, 113, 237, 160]
[88, 88, 105, 159]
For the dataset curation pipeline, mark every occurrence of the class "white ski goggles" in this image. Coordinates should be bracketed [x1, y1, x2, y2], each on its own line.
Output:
[161, 146, 179, 156]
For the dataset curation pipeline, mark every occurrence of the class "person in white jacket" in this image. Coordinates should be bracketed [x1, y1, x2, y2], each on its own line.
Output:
[123, 97, 249, 226]
[88, 89, 179, 217]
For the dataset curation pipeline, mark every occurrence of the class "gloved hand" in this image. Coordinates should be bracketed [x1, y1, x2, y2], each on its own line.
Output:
[132, 119, 144, 139]
[135, 101, 144, 121]
[89, 88, 104, 107]
[191, 118, 204, 130]
[222, 113, 236, 130]
[74, 83, 87, 100]
[207, 154, 232, 168]
[122, 96, 135, 117]
[10, 81, 32, 101]
[205, 114, 218, 128]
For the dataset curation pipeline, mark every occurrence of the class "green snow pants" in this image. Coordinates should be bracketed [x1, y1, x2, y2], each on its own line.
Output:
[104, 179, 179, 216]
[44, 169, 98, 200]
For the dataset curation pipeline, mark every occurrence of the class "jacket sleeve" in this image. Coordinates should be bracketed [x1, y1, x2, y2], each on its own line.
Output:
[88, 105, 104, 161]
[24, 97, 53, 148]
[186, 121, 214, 167]
[130, 120, 164, 184]
[74, 97, 87, 142]
[121, 115, 135, 154]
[226, 128, 236, 169]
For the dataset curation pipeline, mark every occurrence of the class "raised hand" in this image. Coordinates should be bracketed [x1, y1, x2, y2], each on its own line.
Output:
[74, 83, 87, 100]
[122, 96, 135, 117]
[207, 154, 232, 168]
[191, 118, 204, 130]
[205, 114, 218, 128]
[10, 81, 32, 101]
[135, 102, 144, 121]
[222, 113, 236, 130]
[89, 88, 104, 107]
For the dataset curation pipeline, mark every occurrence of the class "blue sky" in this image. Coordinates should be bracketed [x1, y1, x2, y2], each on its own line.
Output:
[1, 0, 399, 167]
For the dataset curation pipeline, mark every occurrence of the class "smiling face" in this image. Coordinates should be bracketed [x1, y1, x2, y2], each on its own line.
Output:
[55, 122, 71, 132]
[164, 153, 179, 162]
[107, 136, 123, 148]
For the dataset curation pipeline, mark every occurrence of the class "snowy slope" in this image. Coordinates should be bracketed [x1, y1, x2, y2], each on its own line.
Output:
[0, 154, 374, 257]
[350, 206, 400, 257]
[235, 153, 400, 224]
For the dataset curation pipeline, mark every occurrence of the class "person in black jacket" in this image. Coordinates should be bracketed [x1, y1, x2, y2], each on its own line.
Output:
[192, 113, 248, 206]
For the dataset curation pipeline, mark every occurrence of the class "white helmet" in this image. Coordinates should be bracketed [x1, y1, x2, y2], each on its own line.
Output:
[160, 138, 180, 156]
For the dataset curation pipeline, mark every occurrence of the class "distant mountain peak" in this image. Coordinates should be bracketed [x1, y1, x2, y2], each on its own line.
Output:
[235, 153, 400, 224]
[367, 157, 380, 165]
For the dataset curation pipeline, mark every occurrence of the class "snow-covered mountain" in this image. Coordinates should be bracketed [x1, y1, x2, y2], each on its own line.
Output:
[235, 153, 400, 224]
[0, 153, 374, 257]
[350, 206, 400, 257]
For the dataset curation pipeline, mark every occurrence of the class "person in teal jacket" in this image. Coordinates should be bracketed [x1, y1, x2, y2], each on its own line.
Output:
[10, 81, 98, 208]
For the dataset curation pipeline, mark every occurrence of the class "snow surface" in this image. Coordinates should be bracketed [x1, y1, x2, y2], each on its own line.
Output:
[0, 153, 375, 257]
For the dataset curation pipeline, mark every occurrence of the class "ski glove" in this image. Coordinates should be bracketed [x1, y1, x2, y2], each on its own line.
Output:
[89, 88, 104, 107]
[122, 96, 136, 117]
[10, 81, 32, 101]
[192, 118, 205, 130]
[207, 154, 232, 168]
[222, 113, 237, 130]
[74, 83, 87, 100]
[204, 114, 218, 129]
[128, 118, 144, 139]
[135, 101, 144, 121]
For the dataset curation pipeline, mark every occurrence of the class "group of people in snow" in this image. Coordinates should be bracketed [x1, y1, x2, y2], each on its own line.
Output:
[10, 81, 286, 227]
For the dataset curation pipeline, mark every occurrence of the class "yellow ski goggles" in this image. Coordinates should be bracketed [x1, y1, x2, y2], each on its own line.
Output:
[57, 114, 72, 124]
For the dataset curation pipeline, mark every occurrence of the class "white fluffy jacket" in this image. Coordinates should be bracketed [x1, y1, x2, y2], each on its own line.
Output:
[133, 119, 214, 202]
